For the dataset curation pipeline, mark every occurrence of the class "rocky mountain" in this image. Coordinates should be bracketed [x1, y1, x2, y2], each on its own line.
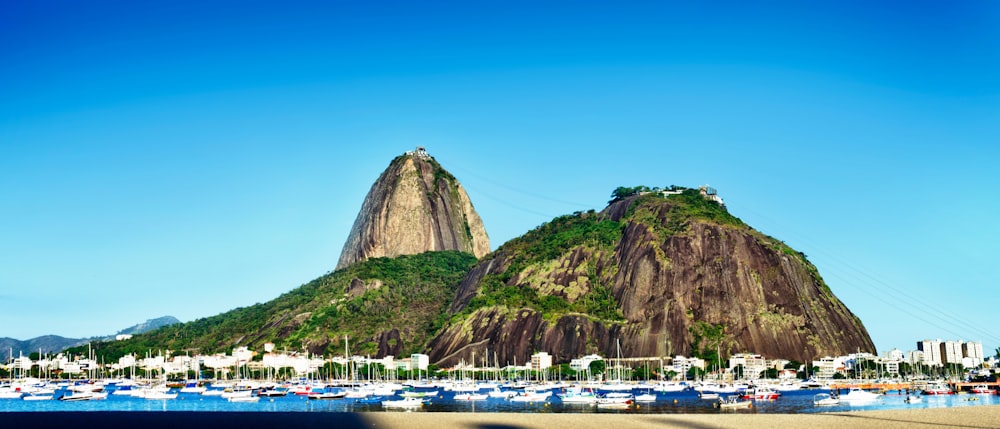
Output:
[65, 148, 874, 370]
[337, 147, 490, 270]
[427, 188, 874, 366]
[0, 316, 179, 361]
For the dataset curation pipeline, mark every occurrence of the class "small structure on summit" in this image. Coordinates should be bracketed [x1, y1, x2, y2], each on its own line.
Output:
[405, 146, 431, 159]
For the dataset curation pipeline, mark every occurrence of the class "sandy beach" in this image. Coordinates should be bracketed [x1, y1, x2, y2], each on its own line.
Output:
[7, 407, 1000, 429]
[362, 406, 1000, 429]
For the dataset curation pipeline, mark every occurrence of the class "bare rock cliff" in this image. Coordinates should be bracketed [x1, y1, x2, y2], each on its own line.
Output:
[428, 192, 874, 366]
[337, 148, 490, 270]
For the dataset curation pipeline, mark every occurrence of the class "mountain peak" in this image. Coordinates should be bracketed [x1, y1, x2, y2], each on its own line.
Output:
[337, 147, 490, 270]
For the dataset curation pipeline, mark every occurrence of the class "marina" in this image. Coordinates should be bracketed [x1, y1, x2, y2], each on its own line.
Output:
[1, 381, 998, 414]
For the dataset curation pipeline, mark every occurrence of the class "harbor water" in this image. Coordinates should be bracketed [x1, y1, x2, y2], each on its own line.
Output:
[2, 387, 997, 414]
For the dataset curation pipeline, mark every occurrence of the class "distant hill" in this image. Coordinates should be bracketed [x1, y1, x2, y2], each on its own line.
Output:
[0, 336, 89, 361]
[1, 316, 180, 361]
[114, 316, 180, 337]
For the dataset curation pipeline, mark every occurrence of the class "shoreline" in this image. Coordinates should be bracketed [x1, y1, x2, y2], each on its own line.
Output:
[4, 406, 999, 429]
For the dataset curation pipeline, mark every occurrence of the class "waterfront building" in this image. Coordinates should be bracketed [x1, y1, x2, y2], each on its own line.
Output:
[962, 341, 984, 367]
[569, 354, 603, 372]
[942, 341, 963, 365]
[918, 339, 944, 366]
[671, 355, 705, 376]
[811, 356, 840, 379]
[530, 352, 552, 372]
[411, 353, 429, 371]
[728, 353, 767, 379]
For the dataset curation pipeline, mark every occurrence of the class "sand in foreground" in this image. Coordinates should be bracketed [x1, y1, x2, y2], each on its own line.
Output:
[6, 406, 1000, 429]
[365, 406, 1000, 429]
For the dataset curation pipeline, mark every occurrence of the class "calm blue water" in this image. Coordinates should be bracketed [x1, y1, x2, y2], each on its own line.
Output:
[2, 388, 997, 414]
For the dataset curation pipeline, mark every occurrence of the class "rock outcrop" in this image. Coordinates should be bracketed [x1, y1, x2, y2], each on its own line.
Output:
[337, 147, 490, 270]
[428, 190, 874, 366]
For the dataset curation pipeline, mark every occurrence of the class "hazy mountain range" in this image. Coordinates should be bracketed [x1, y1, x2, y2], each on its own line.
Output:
[0, 316, 179, 361]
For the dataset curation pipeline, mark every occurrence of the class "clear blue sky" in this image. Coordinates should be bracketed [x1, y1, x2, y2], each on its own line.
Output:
[2, 1, 998, 357]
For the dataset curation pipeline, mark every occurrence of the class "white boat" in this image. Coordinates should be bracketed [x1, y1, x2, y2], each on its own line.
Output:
[135, 388, 178, 400]
[228, 395, 260, 403]
[558, 387, 597, 404]
[742, 386, 781, 400]
[595, 392, 634, 408]
[839, 387, 881, 403]
[179, 382, 207, 394]
[22, 393, 54, 401]
[813, 393, 839, 406]
[221, 389, 255, 399]
[774, 381, 803, 391]
[905, 394, 922, 403]
[0, 389, 23, 399]
[201, 389, 224, 396]
[381, 396, 426, 408]
[970, 384, 996, 394]
[653, 382, 687, 393]
[487, 388, 516, 399]
[307, 390, 348, 400]
[58, 391, 108, 402]
[510, 388, 552, 402]
[699, 392, 720, 400]
[635, 392, 657, 402]
[718, 395, 752, 409]
[453, 392, 488, 401]
[922, 383, 953, 395]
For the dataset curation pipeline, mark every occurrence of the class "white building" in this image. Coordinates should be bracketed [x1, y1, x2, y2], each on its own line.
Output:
[918, 339, 943, 366]
[671, 356, 705, 377]
[728, 353, 767, 379]
[812, 356, 842, 379]
[411, 354, 430, 371]
[569, 354, 603, 372]
[530, 352, 553, 372]
[942, 341, 963, 365]
[962, 341, 984, 367]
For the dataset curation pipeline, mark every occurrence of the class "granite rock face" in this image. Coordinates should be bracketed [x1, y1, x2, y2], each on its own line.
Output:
[428, 193, 874, 366]
[337, 148, 490, 270]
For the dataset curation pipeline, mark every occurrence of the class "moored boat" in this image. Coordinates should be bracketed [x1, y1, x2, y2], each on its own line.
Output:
[970, 384, 996, 394]
[453, 392, 488, 401]
[839, 387, 881, 403]
[812, 393, 839, 406]
[742, 387, 780, 400]
[717, 395, 752, 409]
[922, 383, 953, 395]
[381, 396, 426, 409]
[595, 392, 634, 408]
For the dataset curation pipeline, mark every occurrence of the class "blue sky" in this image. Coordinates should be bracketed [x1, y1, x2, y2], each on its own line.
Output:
[2, 1, 998, 357]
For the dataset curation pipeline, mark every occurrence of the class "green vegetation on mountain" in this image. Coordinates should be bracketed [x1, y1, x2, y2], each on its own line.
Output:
[67, 251, 476, 362]
[461, 210, 625, 321]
